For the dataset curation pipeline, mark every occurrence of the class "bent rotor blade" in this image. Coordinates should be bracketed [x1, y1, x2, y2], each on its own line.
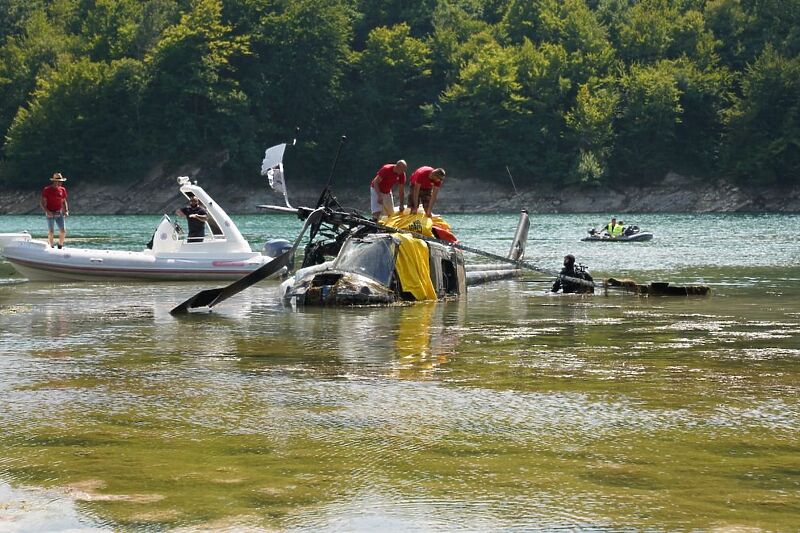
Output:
[170, 208, 324, 315]
[169, 252, 293, 315]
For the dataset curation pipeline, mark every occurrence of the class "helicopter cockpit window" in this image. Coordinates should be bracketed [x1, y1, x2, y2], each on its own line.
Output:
[333, 237, 396, 285]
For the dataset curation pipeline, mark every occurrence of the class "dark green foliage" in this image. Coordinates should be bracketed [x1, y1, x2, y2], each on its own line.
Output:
[346, 23, 432, 176]
[0, 8, 80, 152]
[565, 82, 618, 184]
[612, 60, 684, 180]
[0, 0, 797, 189]
[3, 58, 148, 184]
[143, 0, 250, 157]
[724, 46, 800, 185]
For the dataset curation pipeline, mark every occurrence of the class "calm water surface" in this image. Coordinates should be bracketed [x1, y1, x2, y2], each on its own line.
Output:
[0, 213, 799, 531]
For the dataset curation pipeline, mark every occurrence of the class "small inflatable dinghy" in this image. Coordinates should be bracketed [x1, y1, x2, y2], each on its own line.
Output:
[581, 226, 653, 242]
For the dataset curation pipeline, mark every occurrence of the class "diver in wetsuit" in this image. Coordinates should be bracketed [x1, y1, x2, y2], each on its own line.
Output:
[551, 254, 594, 294]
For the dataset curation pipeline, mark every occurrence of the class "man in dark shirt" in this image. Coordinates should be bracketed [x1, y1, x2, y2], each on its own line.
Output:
[176, 197, 208, 242]
[551, 254, 594, 294]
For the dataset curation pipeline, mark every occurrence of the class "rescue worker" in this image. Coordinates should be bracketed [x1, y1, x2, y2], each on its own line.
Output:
[605, 217, 621, 236]
[551, 254, 594, 294]
[370, 160, 407, 220]
[408, 166, 445, 218]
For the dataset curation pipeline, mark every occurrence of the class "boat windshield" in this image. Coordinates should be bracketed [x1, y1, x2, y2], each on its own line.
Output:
[332, 237, 396, 285]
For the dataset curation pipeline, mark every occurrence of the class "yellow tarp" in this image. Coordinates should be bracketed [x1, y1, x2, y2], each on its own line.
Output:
[380, 212, 453, 238]
[395, 233, 437, 301]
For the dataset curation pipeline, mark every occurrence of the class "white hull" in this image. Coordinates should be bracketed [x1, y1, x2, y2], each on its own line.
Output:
[2, 240, 279, 281]
[0, 232, 31, 253]
[1, 178, 293, 282]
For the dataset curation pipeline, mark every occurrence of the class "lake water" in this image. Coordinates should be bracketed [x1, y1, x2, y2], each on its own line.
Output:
[1, 213, 799, 531]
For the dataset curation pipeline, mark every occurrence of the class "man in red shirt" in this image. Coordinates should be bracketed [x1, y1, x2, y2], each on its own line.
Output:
[40, 172, 70, 249]
[408, 166, 445, 218]
[370, 160, 407, 220]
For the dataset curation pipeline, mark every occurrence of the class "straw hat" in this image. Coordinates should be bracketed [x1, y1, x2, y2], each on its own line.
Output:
[51, 172, 66, 182]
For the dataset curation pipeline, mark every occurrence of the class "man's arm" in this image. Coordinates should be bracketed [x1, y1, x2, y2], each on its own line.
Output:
[551, 278, 561, 293]
[426, 187, 440, 218]
[40, 194, 48, 214]
[397, 183, 405, 211]
[409, 183, 420, 213]
[63, 199, 69, 216]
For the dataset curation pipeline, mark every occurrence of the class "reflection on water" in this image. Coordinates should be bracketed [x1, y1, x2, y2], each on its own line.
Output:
[0, 214, 799, 530]
[0, 481, 106, 532]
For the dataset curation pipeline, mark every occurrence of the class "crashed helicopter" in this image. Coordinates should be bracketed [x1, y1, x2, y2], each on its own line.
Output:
[170, 137, 710, 315]
[276, 203, 531, 307]
[170, 138, 531, 314]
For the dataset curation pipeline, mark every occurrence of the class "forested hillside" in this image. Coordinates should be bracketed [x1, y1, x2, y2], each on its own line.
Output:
[0, 0, 798, 190]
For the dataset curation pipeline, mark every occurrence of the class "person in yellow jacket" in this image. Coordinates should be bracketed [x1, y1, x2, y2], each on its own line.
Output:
[612, 220, 625, 237]
[605, 217, 620, 236]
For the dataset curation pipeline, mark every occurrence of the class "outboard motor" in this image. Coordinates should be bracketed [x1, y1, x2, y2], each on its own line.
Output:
[263, 238, 292, 258]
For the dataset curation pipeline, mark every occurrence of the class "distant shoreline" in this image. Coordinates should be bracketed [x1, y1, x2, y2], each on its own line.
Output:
[1, 172, 798, 215]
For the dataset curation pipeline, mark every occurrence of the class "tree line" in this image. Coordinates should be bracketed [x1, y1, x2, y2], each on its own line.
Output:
[0, 0, 798, 190]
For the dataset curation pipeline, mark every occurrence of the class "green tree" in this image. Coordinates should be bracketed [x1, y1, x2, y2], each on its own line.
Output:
[349, 23, 431, 165]
[705, 0, 800, 70]
[502, 0, 615, 98]
[437, 37, 530, 175]
[565, 82, 619, 183]
[671, 57, 731, 174]
[143, 0, 250, 158]
[3, 57, 147, 184]
[241, 0, 355, 175]
[0, 0, 47, 44]
[80, 0, 180, 61]
[354, 0, 437, 45]
[724, 46, 800, 185]
[514, 40, 572, 182]
[0, 9, 79, 152]
[612, 60, 683, 180]
[614, 0, 717, 66]
[427, 0, 496, 91]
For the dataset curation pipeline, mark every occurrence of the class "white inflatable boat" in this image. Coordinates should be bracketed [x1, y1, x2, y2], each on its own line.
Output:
[1, 178, 290, 281]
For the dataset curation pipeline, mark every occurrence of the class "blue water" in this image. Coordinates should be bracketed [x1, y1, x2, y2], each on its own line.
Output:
[0, 212, 799, 531]
[2, 212, 798, 278]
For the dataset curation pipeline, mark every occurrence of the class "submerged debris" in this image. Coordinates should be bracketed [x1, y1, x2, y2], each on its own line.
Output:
[605, 277, 710, 296]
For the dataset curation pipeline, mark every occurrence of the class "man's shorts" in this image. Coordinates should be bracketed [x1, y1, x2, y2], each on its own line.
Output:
[417, 188, 433, 210]
[370, 187, 394, 216]
[46, 215, 65, 232]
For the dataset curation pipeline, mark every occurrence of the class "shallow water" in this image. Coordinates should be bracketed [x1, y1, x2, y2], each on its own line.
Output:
[0, 213, 799, 531]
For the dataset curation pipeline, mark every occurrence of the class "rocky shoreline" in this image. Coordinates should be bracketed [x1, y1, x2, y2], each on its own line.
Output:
[2, 169, 799, 215]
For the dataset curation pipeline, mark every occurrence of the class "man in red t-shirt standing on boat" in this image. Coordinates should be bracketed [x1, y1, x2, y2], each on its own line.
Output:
[40, 172, 70, 249]
[370, 160, 407, 220]
[408, 166, 445, 218]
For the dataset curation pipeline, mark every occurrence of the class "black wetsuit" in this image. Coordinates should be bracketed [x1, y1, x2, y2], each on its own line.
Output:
[552, 266, 594, 294]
